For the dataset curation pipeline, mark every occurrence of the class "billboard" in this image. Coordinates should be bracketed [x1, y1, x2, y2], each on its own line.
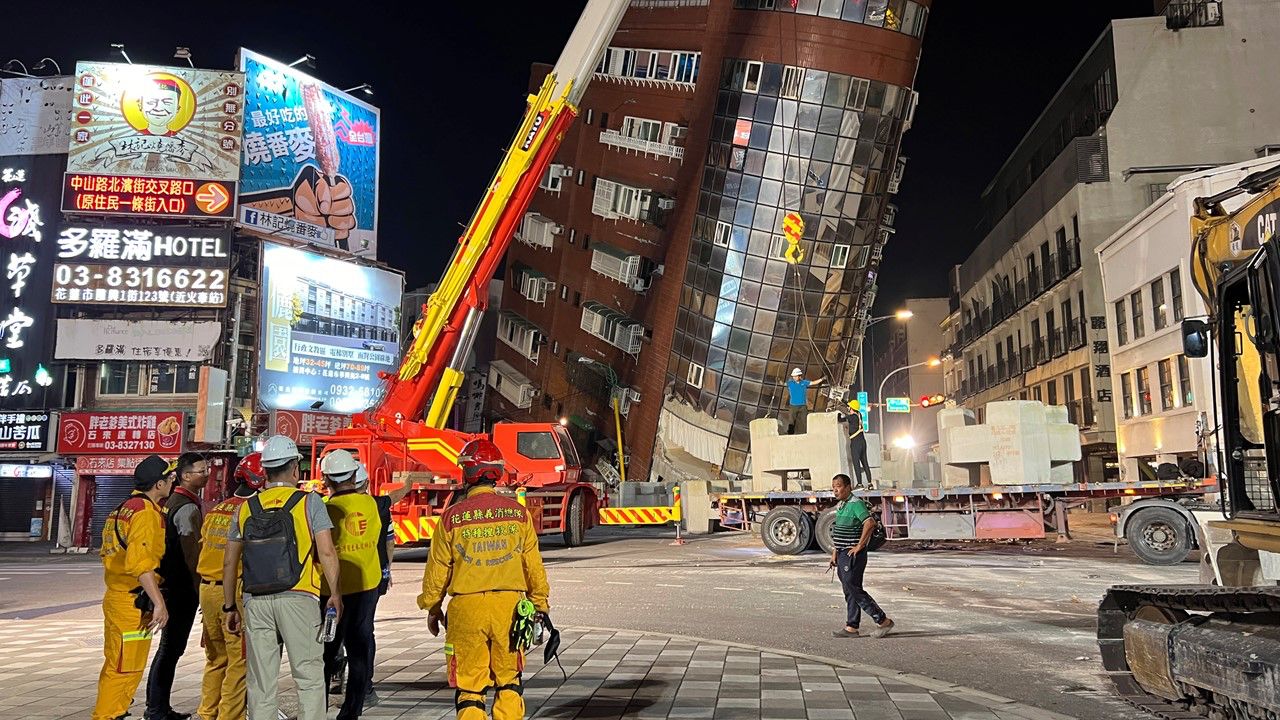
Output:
[0, 77, 75, 156]
[67, 62, 244, 183]
[270, 409, 349, 447]
[0, 154, 65, 410]
[50, 222, 231, 307]
[0, 410, 55, 451]
[62, 173, 234, 219]
[237, 49, 379, 257]
[57, 411, 185, 455]
[55, 320, 221, 360]
[259, 243, 402, 413]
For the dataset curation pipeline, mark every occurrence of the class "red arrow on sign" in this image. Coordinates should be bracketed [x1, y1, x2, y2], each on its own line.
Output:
[194, 182, 230, 215]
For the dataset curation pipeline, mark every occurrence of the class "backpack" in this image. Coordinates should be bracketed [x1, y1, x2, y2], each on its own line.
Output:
[241, 492, 306, 595]
[865, 513, 888, 552]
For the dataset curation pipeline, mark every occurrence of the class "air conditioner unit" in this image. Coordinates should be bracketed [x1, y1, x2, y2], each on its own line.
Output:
[551, 224, 564, 235]
[627, 388, 641, 403]
[544, 281, 557, 291]
[630, 279, 647, 292]
[670, 126, 689, 139]
[656, 197, 675, 210]
[558, 166, 574, 177]
[653, 263, 665, 276]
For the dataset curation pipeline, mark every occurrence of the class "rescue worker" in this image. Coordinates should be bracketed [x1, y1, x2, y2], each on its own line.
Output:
[360, 462, 395, 710]
[147, 452, 209, 720]
[418, 439, 551, 720]
[222, 436, 342, 720]
[846, 411, 873, 489]
[320, 450, 383, 719]
[93, 455, 176, 720]
[193, 453, 265, 720]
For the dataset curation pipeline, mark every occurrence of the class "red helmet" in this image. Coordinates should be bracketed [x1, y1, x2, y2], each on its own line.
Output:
[235, 452, 266, 490]
[458, 439, 505, 485]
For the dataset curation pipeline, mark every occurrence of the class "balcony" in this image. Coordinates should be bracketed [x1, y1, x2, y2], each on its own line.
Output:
[1020, 346, 1032, 372]
[1050, 329, 1066, 359]
[581, 301, 644, 354]
[1066, 397, 1096, 428]
[1165, 0, 1222, 29]
[600, 129, 686, 162]
[1068, 318, 1087, 350]
[1033, 339, 1048, 366]
[630, 0, 709, 7]
[497, 310, 543, 362]
[596, 47, 701, 91]
[590, 243, 643, 287]
[488, 360, 537, 410]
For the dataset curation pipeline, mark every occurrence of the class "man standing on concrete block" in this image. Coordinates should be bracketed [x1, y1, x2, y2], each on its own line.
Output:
[828, 474, 893, 638]
[784, 368, 824, 435]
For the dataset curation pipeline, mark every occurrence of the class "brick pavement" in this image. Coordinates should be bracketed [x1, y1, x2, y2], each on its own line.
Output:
[3, 617, 1078, 720]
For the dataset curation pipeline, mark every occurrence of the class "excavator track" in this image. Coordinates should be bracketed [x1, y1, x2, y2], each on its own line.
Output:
[1098, 584, 1280, 720]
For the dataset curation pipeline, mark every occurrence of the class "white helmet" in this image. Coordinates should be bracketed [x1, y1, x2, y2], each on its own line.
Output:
[352, 462, 369, 490]
[791, 368, 803, 377]
[320, 449, 359, 482]
[261, 435, 303, 469]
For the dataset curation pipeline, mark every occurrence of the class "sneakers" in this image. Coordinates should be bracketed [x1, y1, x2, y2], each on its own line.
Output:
[869, 619, 895, 638]
[831, 628, 860, 638]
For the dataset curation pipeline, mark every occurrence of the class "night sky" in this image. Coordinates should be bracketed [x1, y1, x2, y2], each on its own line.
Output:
[6, 2, 1154, 304]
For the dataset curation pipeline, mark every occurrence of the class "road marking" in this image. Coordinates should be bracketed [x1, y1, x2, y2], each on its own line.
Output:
[656, 583, 684, 588]
[605, 581, 633, 586]
[966, 603, 1012, 610]
[770, 590, 803, 595]
[556, 579, 583, 583]
[713, 587, 742, 591]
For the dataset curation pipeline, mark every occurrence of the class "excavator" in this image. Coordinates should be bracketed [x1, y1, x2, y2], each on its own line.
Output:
[309, 0, 634, 548]
[1099, 162, 1280, 719]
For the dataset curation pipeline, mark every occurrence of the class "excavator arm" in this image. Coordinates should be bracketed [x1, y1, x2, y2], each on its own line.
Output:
[1189, 164, 1280, 316]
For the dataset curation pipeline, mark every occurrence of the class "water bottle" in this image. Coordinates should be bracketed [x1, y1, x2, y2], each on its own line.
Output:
[533, 619, 544, 647]
[321, 607, 338, 642]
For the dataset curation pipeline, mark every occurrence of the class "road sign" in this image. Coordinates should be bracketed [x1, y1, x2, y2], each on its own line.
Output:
[886, 397, 911, 413]
[856, 391, 869, 427]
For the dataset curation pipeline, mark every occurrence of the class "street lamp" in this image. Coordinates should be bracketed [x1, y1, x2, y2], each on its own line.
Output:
[343, 83, 374, 97]
[858, 309, 914, 396]
[577, 357, 627, 483]
[876, 357, 941, 448]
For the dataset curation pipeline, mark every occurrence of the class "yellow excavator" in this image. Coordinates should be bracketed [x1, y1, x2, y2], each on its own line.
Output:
[1099, 162, 1280, 719]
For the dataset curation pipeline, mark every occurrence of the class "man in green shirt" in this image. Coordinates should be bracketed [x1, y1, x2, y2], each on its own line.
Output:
[828, 474, 893, 638]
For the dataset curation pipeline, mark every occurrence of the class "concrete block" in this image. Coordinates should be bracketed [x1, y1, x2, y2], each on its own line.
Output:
[988, 421, 1051, 485]
[680, 480, 715, 534]
[749, 412, 850, 489]
[1047, 423, 1082, 462]
[937, 400, 1082, 488]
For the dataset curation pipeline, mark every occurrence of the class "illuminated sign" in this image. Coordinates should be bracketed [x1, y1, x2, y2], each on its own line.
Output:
[270, 409, 349, 446]
[0, 154, 64, 410]
[51, 223, 231, 307]
[886, 397, 911, 413]
[0, 463, 54, 477]
[57, 411, 185, 455]
[0, 411, 55, 452]
[67, 62, 245, 183]
[259, 243, 403, 413]
[62, 173, 236, 219]
[238, 49, 379, 257]
[239, 206, 334, 245]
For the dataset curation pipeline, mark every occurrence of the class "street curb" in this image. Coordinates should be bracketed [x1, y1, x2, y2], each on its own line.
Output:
[574, 625, 1079, 720]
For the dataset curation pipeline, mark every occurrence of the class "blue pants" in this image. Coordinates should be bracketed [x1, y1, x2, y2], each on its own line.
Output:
[836, 549, 886, 629]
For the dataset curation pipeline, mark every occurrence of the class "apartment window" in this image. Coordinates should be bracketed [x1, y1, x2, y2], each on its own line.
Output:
[713, 221, 732, 248]
[780, 65, 804, 99]
[1170, 268, 1184, 321]
[1064, 372, 1076, 405]
[1033, 385, 1043, 402]
[847, 78, 870, 111]
[551, 340, 560, 357]
[1046, 379, 1057, 405]
[742, 61, 762, 93]
[1178, 354, 1193, 405]
[831, 244, 850, 269]
[542, 393, 553, 410]
[1151, 278, 1167, 331]
[540, 164, 566, 193]
[1146, 183, 1166, 206]
[600, 111, 609, 129]
[573, 292, 581, 307]
[577, 170, 585, 186]
[621, 116, 664, 142]
[584, 108, 593, 126]
[767, 235, 788, 260]
[1114, 299, 1128, 346]
[560, 285, 568, 302]
[687, 362, 704, 388]
[1130, 290, 1145, 340]
[1136, 366, 1152, 415]
[151, 363, 201, 394]
[98, 362, 142, 395]
[1158, 358, 1174, 411]
[1121, 373, 1134, 419]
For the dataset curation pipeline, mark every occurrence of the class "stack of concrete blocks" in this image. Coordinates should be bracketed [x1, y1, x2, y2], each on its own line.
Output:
[937, 401, 1081, 487]
[617, 482, 673, 508]
[747, 412, 880, 491]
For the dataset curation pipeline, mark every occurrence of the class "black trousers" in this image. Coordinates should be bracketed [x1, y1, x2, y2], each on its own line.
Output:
[836, 549, 886, 629]
[145, 587, 198, 717]
[849, 435, 872, 487]
[323, 589, 378, 720]
[366, 584, 386, 695]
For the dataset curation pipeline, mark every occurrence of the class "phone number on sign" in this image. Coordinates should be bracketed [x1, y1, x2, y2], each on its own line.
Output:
[52, 264, 228, 291]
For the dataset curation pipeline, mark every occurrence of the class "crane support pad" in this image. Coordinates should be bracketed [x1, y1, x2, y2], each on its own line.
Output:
[599, 506, 676, 525]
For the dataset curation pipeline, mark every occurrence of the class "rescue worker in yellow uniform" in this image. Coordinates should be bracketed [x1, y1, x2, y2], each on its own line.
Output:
[194, 452, 265, 720]
[93, 455, 176, 720]
[418, 439, 551, 720]
[319, 449, 384, 720]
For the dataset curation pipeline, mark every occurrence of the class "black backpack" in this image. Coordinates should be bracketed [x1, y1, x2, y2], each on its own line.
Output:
[241, 492, 306, 595]
[866, 513, 888, 552]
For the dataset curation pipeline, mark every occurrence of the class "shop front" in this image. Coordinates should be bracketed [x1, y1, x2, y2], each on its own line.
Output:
[0, 411, 66, 542]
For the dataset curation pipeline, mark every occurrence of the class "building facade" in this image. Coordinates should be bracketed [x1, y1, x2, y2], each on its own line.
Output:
[870, 297, 947, 449]
[491, 0, 928, 487]
[1097, 157, 1279, 481]
[949, 1, 1280, 482]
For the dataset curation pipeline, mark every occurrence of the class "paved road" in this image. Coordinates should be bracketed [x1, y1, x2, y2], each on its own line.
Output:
[0, 525, 1193, 719]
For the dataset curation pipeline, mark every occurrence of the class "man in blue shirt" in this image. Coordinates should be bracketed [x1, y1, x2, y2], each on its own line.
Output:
[784, 368, 824, 434]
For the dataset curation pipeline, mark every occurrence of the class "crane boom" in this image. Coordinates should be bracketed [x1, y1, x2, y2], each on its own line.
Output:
[366, 0, 631, 430]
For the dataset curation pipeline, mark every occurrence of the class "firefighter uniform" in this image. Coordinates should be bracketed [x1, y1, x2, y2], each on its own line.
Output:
[93, 492, 167, 720]
[195, 495, 249, 720]
[418, 485, 551, 720]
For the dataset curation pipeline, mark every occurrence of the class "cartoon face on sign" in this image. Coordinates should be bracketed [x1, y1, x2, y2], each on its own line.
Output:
[121, 74, 196, 136]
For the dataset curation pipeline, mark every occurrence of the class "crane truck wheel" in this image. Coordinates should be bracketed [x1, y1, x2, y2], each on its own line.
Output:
[814, 508, 837, 555]
[1125, 506, 1192, 566]
[563, 493, 585, 547]
[761, 506, 813, 555]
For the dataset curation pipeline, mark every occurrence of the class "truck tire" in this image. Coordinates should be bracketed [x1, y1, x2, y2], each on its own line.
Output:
[562, 494, 585, 547]
[761, 506, 812, 555]
[1126, 506, 1192, 566]
[814, 508, 837, 555]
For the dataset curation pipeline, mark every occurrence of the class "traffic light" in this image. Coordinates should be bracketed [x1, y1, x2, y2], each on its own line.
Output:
[919, 394, 945, 408]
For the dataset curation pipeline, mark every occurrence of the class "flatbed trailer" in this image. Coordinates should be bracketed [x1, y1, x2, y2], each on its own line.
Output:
[712, 478, 1217, 564]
